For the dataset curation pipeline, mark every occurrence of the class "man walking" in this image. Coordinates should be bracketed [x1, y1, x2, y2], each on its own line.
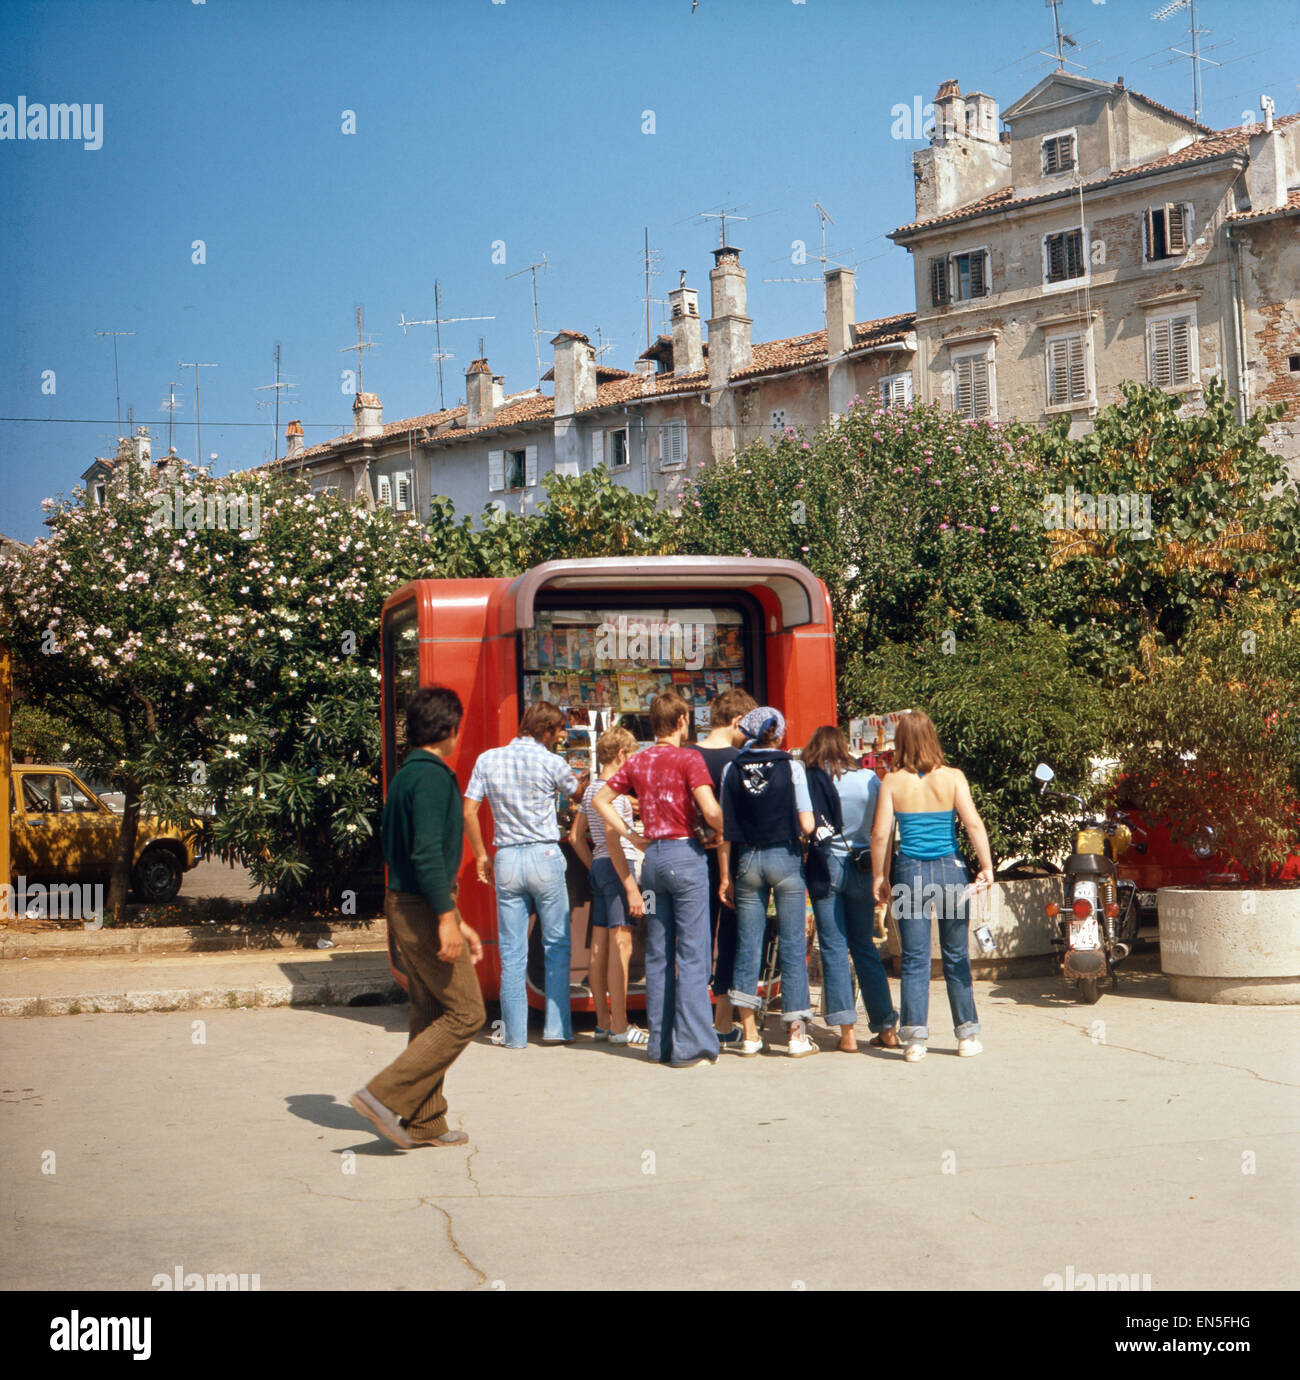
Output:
[350, 686, 485, 1150]
[463, 701, 580, 1047]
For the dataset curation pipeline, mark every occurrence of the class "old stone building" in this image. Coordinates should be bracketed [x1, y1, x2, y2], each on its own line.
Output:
[889, 73, 1299, 467]
[274, 249, 915, 521]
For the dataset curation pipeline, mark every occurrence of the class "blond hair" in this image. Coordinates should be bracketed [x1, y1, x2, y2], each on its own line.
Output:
[596, 725, 637, 768]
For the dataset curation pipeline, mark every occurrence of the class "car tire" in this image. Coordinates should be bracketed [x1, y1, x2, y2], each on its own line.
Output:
[132, 846, 184, 903]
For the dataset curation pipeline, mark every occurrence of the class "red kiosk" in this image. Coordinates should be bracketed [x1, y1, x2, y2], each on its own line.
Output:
[380, 556, 837, 1010]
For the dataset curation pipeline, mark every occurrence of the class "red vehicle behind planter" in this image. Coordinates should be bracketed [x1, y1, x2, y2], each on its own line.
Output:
[379, 557, 837, 1011]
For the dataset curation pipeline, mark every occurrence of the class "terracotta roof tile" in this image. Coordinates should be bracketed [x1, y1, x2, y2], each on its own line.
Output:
[892, 111, 1300, 236]
[1226, 187, 1300, 222]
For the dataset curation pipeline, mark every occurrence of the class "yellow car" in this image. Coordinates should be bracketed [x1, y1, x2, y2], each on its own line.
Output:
[9, 765, 200, 903]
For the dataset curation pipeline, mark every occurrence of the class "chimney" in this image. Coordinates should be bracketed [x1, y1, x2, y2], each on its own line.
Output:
[668, 271, 704, 374]
[285, 419, 304, 460]
[912, 78, 1011, 220]
[964, 92, 999, 144]
[353, 392, 382, 439]
[465, 358, 495, 427]
[707, 246, 752, 392]
[551, 331, 597, 415]
[492, 374, 506, 409]
[825, 267, 856, 358]
[1247, 96, 1288, 211]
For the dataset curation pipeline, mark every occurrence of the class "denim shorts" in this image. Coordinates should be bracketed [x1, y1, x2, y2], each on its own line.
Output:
[589, 855, 634, 929]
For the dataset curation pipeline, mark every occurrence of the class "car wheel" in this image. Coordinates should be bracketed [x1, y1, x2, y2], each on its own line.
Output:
[133, 846, 183, 903]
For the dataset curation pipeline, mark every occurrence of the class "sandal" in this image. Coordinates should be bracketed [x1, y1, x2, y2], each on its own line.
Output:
[869, 1030, 902, 1050]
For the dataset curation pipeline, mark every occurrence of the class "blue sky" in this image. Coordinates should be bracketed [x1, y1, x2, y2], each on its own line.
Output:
[2, 0, 1296, 542]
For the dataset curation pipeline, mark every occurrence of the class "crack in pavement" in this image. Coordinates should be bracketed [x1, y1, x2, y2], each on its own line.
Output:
[419, 1197, 487, 1288]
[994, 1005, 1299, 1088]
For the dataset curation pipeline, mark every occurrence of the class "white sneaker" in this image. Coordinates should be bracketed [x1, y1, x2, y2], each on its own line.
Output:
[787, 1034, 818, 1058]
[957, 1038, 983, 1058]
[725, 1037, 764, 1057]
[904, 1043, 927, 1063]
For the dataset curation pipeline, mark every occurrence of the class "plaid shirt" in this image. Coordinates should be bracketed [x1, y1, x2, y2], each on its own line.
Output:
[465, 736, 579, 846]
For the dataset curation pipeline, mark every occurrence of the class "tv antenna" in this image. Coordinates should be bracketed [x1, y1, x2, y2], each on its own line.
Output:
[506, 254, 550, 391]
[641, 227, 664, 349]
[763, 203, 856, 305]
[253, 342, 296, 463]
[177, 360, 218, 471]
[160, 380, 181, 456]
[338, 306, 378, 396]
[593, 326, 617, 363]
[94, 329, 135, 441]
[1152, 0, 1221, 129]
[398, 281, 495, 412]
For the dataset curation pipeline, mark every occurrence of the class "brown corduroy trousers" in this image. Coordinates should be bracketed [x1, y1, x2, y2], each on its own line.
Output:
[367, 891, 486, 1141]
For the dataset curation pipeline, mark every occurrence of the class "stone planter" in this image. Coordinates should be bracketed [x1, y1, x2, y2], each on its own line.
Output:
[1158, 886, 1300, 1004]
[884, 876, 1064, 979]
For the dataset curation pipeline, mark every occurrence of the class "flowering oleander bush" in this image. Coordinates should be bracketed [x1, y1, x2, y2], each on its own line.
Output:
[0, 463, 438, 912]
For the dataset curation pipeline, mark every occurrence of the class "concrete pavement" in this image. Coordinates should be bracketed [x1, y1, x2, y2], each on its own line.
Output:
[2, 967, 1297, 1291]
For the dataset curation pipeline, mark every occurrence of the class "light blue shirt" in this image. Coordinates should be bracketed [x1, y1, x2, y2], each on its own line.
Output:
[829, 769, 880, 856]
[465, 736, 579, 846]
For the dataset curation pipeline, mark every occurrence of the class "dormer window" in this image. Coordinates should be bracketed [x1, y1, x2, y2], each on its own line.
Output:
[1042, 132, 1076, 176]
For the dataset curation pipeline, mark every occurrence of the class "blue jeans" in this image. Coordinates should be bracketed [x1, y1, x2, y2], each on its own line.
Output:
[589, 855, 634, 929]
[812, 849, 898, 1031]
[729, 842, 812, 1022]
[891, 852, 980, 1043]
[640, 838, 719, 1066]
[494, 841, 572, 1046]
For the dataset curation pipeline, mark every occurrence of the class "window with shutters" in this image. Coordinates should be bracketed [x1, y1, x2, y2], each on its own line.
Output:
[953, 351, 993, 421]
[1144, 203, 1190, 262]
[1041, 132, 1076, 176]
[1045, 332, 1091, 408]
[590, 428, 604, 471]
[952, 250, 989, 301]
[1044, 229, 1086, 284]
[504, 449, 526, 490]
[879, 373, 913, 407]
[929, 256, 951, 307]
[607, 428, 629, 468]
[376, 474, 393, 507]
[488, 450, 505, 493]
[1146, 314, 1196, 389]
[659, 419, 686, 470]
[394, 470, 413, 512]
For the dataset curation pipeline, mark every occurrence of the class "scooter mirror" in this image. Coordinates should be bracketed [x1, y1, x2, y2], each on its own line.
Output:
[1033, 763, 1055, 783]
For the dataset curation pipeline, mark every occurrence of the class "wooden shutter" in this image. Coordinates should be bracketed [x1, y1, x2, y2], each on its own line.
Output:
[488, 449, 504, 492]
[1166, 203, 1188, 253]
[524, 444, 538, 487]
[1047, 338, 1070, 406]
[1068, 335, 1087, 401]
[949, 356, 971, 414]
[591, 428, 604, 469]
[969, 251, 987, 298]
[930, 256, 950, 307]
[1143, 207, 1157, 260]
[1148, 319, 1173, 388]
[1170, 318, 1192, 385]
[1046, 234, 1063, 281]
[970, 357, 990, 418]
[377, 473, 393, 506]
[1066, 230, 1083, 279]
[395, 471, 412, 511]
[885, 373, 912, 406]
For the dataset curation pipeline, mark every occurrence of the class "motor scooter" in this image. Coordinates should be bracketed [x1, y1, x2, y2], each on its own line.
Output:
[1034, 763, 1144, 1004]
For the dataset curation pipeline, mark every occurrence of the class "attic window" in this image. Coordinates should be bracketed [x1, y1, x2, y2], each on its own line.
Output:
[1145, 203, 1189, 261]
[1042, 133, 1076, 176]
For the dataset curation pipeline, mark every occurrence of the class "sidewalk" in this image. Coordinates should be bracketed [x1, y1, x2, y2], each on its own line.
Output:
[0, 946, 399, 1017]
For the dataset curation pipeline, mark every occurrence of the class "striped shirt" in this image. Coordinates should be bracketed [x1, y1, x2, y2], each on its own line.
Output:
[580, 777, 637, 863]
[464, 736, 580, 846]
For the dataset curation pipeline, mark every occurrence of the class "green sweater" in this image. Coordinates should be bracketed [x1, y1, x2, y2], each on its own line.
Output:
[382, 749, 463, 914]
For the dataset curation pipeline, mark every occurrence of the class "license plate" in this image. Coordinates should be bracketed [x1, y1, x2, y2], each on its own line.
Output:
[1069, 918, 1101, 950]
[1138, 891, 1158, 910]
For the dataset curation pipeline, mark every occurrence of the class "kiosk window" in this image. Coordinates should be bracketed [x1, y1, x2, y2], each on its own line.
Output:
[383, 601, 420, 776]
[520, 603, 753, 766]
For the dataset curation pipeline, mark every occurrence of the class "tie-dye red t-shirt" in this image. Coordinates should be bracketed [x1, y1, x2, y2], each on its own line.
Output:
[604, 744, 712, 840]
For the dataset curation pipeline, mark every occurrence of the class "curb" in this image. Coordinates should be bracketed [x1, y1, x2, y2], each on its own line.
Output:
[0, 919, 389, 959]
[0, 971, 403, 1018]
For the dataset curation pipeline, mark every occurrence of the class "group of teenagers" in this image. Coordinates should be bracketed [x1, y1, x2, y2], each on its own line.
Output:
[351, 682, 995, 1151]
